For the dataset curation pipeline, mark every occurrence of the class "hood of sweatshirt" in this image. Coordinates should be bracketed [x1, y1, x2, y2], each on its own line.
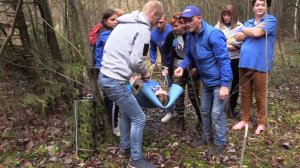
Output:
[117, 10, 151, 28]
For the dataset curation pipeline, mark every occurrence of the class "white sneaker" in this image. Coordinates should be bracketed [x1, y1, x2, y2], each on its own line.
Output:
[161, 112, 173, 122]
[113, 125, 120, 137]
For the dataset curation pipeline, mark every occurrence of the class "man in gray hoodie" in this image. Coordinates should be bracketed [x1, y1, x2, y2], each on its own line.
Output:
[98, 1, 164, 168]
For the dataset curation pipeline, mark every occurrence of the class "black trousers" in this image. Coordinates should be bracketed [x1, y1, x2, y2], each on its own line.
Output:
[103, 92, 119, 127]
[229, 58, 240, 113]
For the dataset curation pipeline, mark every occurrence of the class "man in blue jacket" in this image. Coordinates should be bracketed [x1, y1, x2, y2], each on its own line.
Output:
[150, 15, 173, 70]
[174, 5, 232, 155]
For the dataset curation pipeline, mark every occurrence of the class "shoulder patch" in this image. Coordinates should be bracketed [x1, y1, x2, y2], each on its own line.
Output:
[143, 43, 149, 56]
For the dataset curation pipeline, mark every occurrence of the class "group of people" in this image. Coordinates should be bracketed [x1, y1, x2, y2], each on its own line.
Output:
[92, 0, 277, 167]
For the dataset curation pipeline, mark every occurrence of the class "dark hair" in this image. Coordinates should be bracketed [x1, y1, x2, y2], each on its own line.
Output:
[218, 4, 238, 29]
[102, 9, 118, 28]
[157, 93, 169, 106]
[252, 0, 272, 7]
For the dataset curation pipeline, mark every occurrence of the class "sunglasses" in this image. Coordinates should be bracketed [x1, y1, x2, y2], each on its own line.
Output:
[173, 15, 181, 19]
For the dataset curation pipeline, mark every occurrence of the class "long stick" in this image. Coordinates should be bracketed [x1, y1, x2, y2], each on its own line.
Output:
[239, 124, 249, 168]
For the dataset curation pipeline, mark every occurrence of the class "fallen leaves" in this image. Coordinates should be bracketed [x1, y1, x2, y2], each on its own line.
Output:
[1, 65, 299, 167]
[25, 141, 34, 151]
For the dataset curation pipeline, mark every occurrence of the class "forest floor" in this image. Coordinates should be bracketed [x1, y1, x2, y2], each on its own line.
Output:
[0, 47, 300, 167]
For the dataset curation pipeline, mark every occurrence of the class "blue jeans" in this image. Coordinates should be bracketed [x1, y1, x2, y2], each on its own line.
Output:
[98, 73, 145, 161]
[200, 85, 229, 145]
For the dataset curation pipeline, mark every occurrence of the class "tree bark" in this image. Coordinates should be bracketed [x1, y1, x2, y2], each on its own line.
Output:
[294, 0, 299, 41]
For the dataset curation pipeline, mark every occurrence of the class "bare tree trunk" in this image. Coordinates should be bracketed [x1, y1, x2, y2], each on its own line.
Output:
[67, 0, 84, 98]
[13, 0, 40, 80]
[294, 0, 299, 41]
[277, 37, 286, 66]
[272, 0, 284, 31]
[70, 0, 111, 143]
[24, 2, 43, 57]
[34, 0, 63, 72]
[247, 0, 250, 19]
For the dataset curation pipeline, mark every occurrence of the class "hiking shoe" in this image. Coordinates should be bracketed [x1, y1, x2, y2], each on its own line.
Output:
[207, 144, 227, 155]
[128, 158, 157, 168]
[119, 148, 130, 157]
[161, 112, 174, 122]
[192, 138, 212, 147]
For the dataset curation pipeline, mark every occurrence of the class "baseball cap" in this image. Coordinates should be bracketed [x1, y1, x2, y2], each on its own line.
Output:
[181, 5, 201, 18]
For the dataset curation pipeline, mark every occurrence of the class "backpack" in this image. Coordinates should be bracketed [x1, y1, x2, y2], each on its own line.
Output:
[88, 23, 104, 46]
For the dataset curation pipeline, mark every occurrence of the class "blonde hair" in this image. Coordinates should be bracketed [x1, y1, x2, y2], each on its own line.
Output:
[114, 8, 125, 17]
[143, 0, 164, 17]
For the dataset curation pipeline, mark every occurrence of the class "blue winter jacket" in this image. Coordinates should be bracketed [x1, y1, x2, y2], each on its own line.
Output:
[179, 20, 232, 87]
[95, 30, 111, 68]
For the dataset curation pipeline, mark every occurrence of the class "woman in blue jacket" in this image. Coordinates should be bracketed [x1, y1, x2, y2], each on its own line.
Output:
[94, 9, 119, 68]
[95, 9, 122, 136]
[232, 0, 277, 135]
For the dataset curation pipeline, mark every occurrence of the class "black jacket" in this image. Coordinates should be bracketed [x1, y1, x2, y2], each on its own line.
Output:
[163, 31, 187, 77]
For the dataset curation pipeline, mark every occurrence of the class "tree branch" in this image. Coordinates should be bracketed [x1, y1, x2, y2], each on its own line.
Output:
[0, 0, 22, 57]
[0, 23, 14, 46]
[289, 3, 300, 9]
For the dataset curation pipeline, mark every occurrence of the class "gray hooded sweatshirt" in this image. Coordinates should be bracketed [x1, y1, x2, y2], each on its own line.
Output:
[100, 11, 151, 81]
